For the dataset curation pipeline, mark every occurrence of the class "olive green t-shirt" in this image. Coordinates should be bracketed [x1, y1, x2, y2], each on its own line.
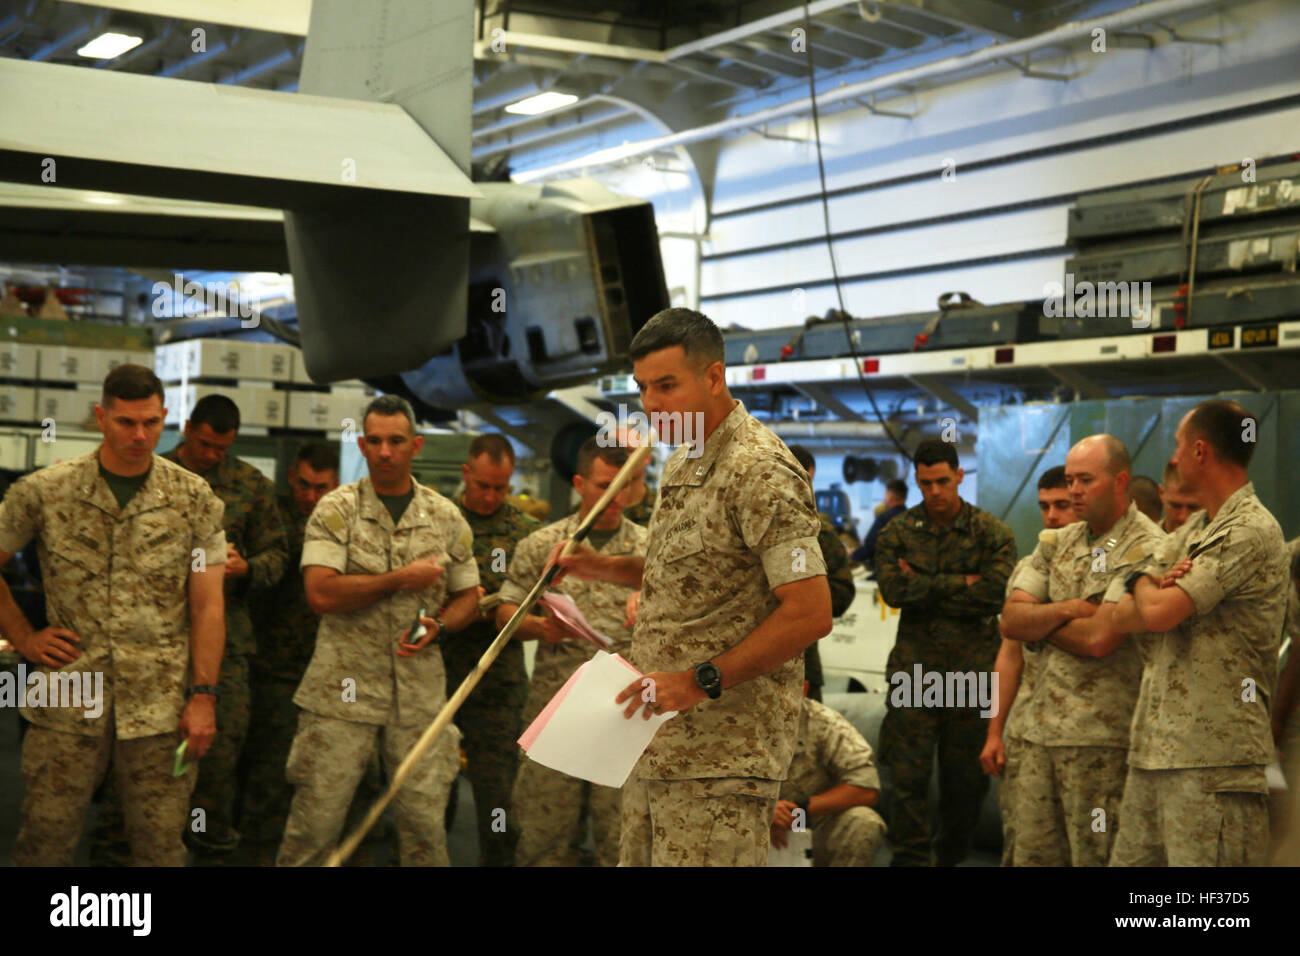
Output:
[99, 461, 150, 510]
[376, 488, 414, 527]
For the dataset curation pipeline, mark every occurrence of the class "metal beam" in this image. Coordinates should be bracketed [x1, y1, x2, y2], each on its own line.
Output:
[905, 374, 979, 420]
[1210, 353, 1270, 391]
[794, 383, 865, 422]
[888, 0, 1034, 41]
[1043, 365, 1110, 400]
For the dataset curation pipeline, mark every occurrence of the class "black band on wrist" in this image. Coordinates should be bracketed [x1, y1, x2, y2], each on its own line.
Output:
[187, 685, 220, 700]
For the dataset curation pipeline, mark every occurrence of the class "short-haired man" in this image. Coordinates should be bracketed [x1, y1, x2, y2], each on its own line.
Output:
[443, 432, 539, 866]
[278, 396, 482, 866]
[1128, 475, 1162, 525]
[851, 479, 908, 573]
[774, 686, 886, 867]
[1053, 400, 1288, 866]
[786, 444, 855, 702]
[552, 307, 833, 866]
[159, 392, 288, 861]
[981, 464, 1073, 865]
[499, 437, 647, 866]
[1158, 461, 1200, 534]
[239, 442, 340, 862]
[1, 364, 226, 865]
[874, 438, 1016, 866]
[999, 436, 1164, 866]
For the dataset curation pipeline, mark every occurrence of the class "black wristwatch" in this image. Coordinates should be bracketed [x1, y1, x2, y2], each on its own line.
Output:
[1124, 570, 1147, 595]
[187, 685, 221, 700]
[694, 661, 722, 699]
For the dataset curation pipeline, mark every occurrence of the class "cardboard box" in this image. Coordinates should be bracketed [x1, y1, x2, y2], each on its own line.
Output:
[165, 384, 287, 428]
[156, 340, 294, 383]
[36, 388, 99, 430]
[287, 390, 365, 431]
[38, 346, 101, 384]
[94, 349, 154, 382]
[0, 386, 38, 421]
[0, 343, 39, 380]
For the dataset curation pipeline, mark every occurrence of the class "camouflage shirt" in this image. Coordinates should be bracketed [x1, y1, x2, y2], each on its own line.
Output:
[781, 698, 881, 807]
[162, 449, 287, 659]
[442, 499, 539, 686]
[1012, 501, 1163, 748]
[1002, 556, 1040, 744]
[634, 400, 827, 781]
[295, 476, 479, 726]
[1126, 482, 1288, 770]
[875, 499, 1017, 666]
[0, 450, 225, 738]
[818, 513, 855, 618]
[249, 494, 316, 683]
[499, 512, 648, 725]
[622, 486, 657, 527]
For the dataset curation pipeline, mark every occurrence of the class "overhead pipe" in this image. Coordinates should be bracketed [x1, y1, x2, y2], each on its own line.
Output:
[513, 0, 1231, 182]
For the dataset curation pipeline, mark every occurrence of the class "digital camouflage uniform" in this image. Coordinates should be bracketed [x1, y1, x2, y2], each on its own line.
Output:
[804, 512, 856, 701]
[781, 697, 886, 867]
[621, 485, 656, 527]
[440, 498, 538, 866]
[1006, 502, 1163, 866]
[996, 556, 1037, 866]
[875, 499, 1016, 867]
[1110, 483, 1288, 867]
[500, 512, 647, 866]
[0, 451, 226, 866]
[277, 476, 478, 866]
[90, 450, 287, 862]
[620, 401, 828, 867]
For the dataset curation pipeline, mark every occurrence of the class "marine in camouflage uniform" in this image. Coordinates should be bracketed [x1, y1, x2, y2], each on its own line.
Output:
[500, 511, 647, 866]
[994, 557, 1040, 866]
[1108, 482, 1287, 866]
[174, 449, 288, 857]
[442, 497, 538, 865]
[779, 697, 886, 866]
[875, 497, 1016, 866]
[1006, 501, 1164, 866]
[277, 476, 478, 866]
[619, 400, 829, 866]
[804, 512, 855, 701]
[0, 450, 226, 866]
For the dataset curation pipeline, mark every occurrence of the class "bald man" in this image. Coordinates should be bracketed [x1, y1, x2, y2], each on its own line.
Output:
[999, 435, 1165, 865]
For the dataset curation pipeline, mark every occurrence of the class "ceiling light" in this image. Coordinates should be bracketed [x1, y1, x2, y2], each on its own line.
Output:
[77, 32, 144, 60]
[504, 91, 579, 116]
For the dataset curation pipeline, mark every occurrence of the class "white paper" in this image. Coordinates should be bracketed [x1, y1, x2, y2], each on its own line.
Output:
[522, 651, 675, 788]
[766, 829, 813, 867]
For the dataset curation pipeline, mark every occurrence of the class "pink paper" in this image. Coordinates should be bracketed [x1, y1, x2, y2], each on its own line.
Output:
[518, 661, 589, 750]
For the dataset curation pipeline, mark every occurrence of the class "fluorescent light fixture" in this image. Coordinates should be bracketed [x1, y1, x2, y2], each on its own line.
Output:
[504, 91, 579, 116]
[77, 31, 144, 59]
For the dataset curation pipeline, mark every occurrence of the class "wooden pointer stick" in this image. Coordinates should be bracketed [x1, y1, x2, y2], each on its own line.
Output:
[326, 440, 654, 866]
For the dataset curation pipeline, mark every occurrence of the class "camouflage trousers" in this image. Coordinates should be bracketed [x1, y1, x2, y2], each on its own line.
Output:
[1110, 765, 1270, 867]
[998, 736, 1026, 866]
[190, 651, 251, 853]
[879, 698, 990, 867]
[619, 777, 780, 867]
[444, 651, 527, 867]
[277, 710, 460, 866]
[1010, 742, 1127, 867]
[16, 715, 196, 866]
[513, 756, 622, 866]
[812, 806, 887, 867]
[237, 672, 387, 862]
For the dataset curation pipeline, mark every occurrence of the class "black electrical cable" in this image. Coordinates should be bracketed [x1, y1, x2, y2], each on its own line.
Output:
[800, 2, 910, 461]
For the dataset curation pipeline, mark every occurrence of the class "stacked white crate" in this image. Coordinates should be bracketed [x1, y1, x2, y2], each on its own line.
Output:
[154, 339, 295, 429]
[284, 350, 374, 432]
[35, 346, 153, 430]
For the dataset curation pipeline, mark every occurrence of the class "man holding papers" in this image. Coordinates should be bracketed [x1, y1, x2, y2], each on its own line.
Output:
[552, 308, 833, 867]
[498, 436, 648, 866]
